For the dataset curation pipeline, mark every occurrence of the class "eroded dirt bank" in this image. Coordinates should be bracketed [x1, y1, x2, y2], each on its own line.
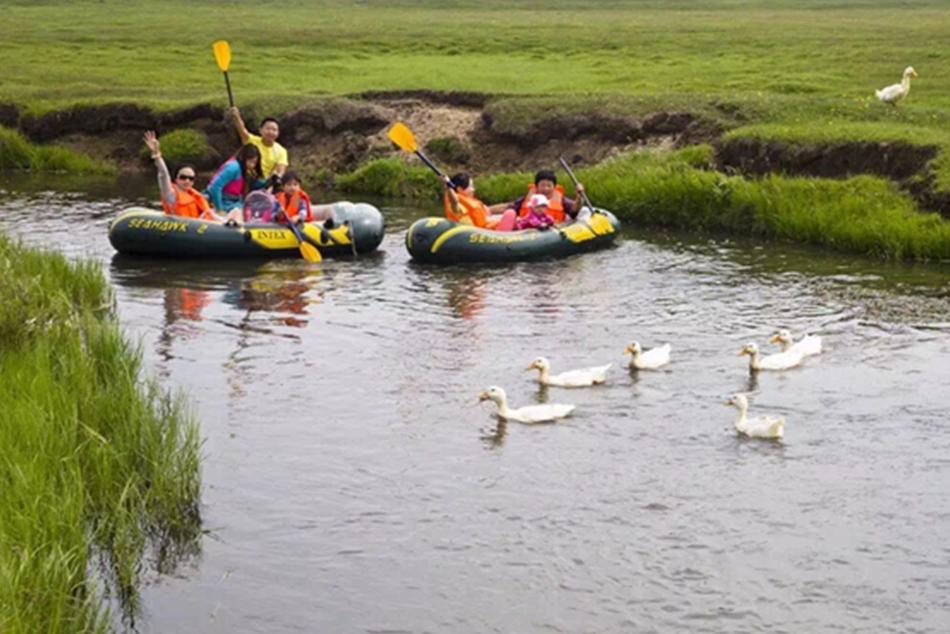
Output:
[2, 94, 948, 216]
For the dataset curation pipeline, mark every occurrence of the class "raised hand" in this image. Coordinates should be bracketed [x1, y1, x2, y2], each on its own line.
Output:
[143, 131, 161, 158]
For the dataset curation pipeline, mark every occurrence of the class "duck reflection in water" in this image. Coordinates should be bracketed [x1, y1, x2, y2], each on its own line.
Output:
[482, 419, 508, 450]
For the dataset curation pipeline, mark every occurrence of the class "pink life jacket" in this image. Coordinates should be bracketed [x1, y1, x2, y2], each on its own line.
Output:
[210, 158, 245, 198]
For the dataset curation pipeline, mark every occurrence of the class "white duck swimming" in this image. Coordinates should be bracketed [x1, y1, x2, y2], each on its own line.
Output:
[624, 341, 671, 370]
[769, 329, 822, 357]
[739, 342, 803, 371]
[526, 357, 611, 387]
[725, 393, 785, 439]
[478, 386, 575, 424]
[875, 66, 918, 106]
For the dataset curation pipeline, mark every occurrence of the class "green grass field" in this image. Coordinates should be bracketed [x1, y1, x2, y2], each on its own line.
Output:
[1, 0, 947, 115]
[3, 0, 949, 176]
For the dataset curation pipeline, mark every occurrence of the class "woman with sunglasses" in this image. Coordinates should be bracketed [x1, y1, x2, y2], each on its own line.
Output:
[143, 131, 217, 220]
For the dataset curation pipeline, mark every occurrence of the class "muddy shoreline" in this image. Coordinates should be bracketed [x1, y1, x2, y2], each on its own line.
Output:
[2, 94, 947, 216]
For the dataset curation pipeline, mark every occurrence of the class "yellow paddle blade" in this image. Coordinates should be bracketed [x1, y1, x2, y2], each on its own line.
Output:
[213, 40, 232, 72]
[387, 122, 417, 153]
[299, 241, 322, 262]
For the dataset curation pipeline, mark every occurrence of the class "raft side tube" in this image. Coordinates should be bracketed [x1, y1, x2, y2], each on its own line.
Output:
[108, 203, 385, 258]
[405, 210, 621, 264]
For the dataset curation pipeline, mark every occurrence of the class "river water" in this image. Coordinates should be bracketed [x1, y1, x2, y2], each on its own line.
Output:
[2, 174, 949, 633]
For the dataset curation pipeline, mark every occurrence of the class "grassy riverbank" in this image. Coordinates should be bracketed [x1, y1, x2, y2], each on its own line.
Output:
[0, 127, 114, 174]
[2, 0, 948, 189]
[339, 148, 950, 261]
[0, 234, 201, 632]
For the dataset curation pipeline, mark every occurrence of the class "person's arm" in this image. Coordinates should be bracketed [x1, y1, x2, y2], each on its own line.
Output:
[565, 183, 585, 217]
[296, 198, 310, 223]
[444, 180, 461, 216]
[228, 106, 251, 144]
[143, 131, 176, 208]
[207, 161, 240, 211]
[273, 145, 288, 178]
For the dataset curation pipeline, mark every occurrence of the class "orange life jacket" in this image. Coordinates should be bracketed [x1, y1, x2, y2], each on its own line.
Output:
[443, 190, 494, 228]
[517, 184, 566, 223]
[276, 190, 313, 223]
[162, 186, 214, 220]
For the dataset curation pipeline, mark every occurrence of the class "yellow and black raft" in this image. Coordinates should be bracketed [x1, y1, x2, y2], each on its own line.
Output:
[109, 202, 385, 258]
[405, 210, 621, 264]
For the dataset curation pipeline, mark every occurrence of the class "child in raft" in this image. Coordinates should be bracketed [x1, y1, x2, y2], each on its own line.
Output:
[515, 193, 556, 231]
[274, 171, 313, 224]
[443, 172, 516, 231]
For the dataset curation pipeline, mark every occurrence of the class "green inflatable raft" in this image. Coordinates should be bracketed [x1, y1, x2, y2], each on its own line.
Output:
[109, 202, 385, 258]
[405, 210, 621, 264]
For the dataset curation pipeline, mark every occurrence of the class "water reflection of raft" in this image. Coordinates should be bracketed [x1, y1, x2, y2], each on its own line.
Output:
[108, 202, 385, 258]
[405, 210, 622, 264]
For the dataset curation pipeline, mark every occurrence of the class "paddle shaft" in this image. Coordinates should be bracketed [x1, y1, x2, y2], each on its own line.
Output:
[222, 71, 235, 107]
[558, 156, 596, 212]
[415, 149, 455, 188]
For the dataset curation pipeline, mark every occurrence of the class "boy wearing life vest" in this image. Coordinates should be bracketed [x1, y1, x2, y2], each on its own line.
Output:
[274, 171, 313, 224]
[228, 107, 288, 180]
[143, 131, 218, 221]
[505, 170, 586, 224]
[443, 172, 516, 231]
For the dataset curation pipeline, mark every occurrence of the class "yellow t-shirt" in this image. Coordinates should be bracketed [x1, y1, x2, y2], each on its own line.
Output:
[247, 133, 288, 178]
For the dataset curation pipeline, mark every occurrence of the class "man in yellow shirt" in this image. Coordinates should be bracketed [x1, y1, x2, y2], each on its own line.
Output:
[227, 106, 289, 179]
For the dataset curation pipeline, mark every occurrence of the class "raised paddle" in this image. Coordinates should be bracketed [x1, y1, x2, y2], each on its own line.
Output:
[212, 40, 235, 107]
[387, 122, 454, 188]
[558, 156, 599, 215]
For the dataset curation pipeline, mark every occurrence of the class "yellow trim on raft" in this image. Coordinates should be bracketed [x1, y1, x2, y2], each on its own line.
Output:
[249, 224, 350, 251]
[430, 225, 473, 254]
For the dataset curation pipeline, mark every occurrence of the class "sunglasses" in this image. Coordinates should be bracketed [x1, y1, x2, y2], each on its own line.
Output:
[177, 174, 196, 181]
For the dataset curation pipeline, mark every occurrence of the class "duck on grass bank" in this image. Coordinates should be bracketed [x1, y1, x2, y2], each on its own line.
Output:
[739, 342, 803, 372]
[770, 329, 822, 357]
[875, 66, 918, 106]
[725, 393, 785, 439]
[624, 341, 671, 370]
[478, 386, 575, 424]
[526, 357, 611, 387]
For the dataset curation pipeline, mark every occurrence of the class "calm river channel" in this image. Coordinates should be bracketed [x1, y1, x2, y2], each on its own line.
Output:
[2, 174, 949, 633]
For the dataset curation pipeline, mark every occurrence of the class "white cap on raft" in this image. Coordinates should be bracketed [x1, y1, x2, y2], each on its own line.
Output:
[529, 193, 550, 209]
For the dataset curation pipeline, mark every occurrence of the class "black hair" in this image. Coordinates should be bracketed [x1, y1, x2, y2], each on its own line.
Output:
[174, 163, 197, 179]
[281, 170, 301, 186]
[260, 117, 280, 128]
[450, 172, 471, 190]
[534, 169, 557, 185]
[234, 144, 264, 196]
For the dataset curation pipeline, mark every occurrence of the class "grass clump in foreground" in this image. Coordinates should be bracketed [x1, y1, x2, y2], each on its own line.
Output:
[343, 146, 950, 261]
[0, 126, 114, 174]
[0, 233, 201, 633]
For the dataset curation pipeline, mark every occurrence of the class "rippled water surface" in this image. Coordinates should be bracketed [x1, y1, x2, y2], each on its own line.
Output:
[2, 175, 950, 633]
